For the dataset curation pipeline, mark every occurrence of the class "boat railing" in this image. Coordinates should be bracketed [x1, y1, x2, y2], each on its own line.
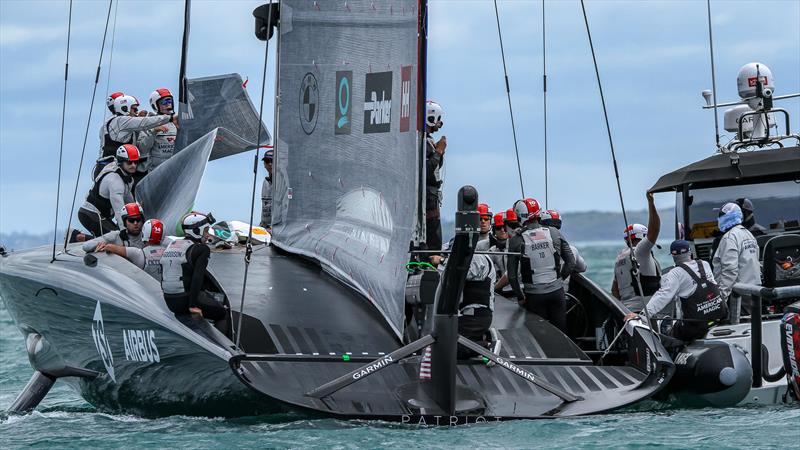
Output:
[731, 282, 800, 388]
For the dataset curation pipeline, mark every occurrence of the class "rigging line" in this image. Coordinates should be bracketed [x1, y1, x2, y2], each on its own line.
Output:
[493, 0, 525, 198]
[236, 2, 274, 351]
[706, 0, 721, 151]
[542, 0, 548, 208]
[102, 0, 120, 122]
[52, 0, 74, 263]
[62, 0, 115, 254]
[580, 0, 660, 345]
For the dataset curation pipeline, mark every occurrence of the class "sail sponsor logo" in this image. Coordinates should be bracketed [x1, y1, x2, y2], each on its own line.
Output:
[91, 301, 116, 382]
[299, 72, 319, 135]
[363, 71, 392, 133]
[352, 355, 394, 380]
[122, 329, 160, 363]
[335, 71, 352, 135]
[400, 65, 411, 132]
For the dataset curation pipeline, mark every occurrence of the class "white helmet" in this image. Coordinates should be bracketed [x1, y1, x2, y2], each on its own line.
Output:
[149, 88, 174, 113]
[113, 95, 139, 115]
[142, 219, 164, 245]
[207, 221, 238, 249]
[106, 91, 124, 114]
[181, 211, 215, 242]
[426, 100, 443, 128]
[623, 223, 648, 241]
[512, 198, 541, 223]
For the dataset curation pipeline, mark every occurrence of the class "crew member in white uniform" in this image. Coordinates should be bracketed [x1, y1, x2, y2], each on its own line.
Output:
[259, 149, 274, 228]
[477, 203, 492, 245]
[611, 192, 662, 312]
[712, 202, 761, 316]
[627, 240, 727, 342]
[95, 219, 170, 281]
[82, 202, 146, 252]
[79, 145, 140, 236]
[457, 239, 496, 359]
[137, 88, 179, 171]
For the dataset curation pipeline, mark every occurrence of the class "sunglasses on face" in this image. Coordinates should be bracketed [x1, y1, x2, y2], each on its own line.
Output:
[123, 160, 138, 166]
[126, 217, 143, 224]
[159, 97, 174, 107]
[480, 217, 491, 221]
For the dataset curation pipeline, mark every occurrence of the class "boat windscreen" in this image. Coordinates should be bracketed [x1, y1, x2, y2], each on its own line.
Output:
[176, 73, 271, 160]
[271, 0, 420, 338]
[136, 129, 217, 235]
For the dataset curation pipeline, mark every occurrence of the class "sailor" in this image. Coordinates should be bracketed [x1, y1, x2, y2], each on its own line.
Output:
[78, 144, 140, 236]
[259, 149, 274, 229]
[504, 208, 521, 235]
[105, 91, 124, 115]
[507, 198, 576, 331]
[736, 198, 768, 236]
[477, 203, 493, 245]
[92, 219, 169, 281]
[626, 240, 727, 342]
[425, 100, 446, 256]
[540, 209, 587, 274]
[94, 94, 174, 181]
[490, 212, 511, 295]
[611, 192, 661, 312]
[457, 239, 496, 359]
[136, 88, 179, 171]
[82, 202, 146, 252]
[712, 202, 761, 315]
[160, 212, 227, 321]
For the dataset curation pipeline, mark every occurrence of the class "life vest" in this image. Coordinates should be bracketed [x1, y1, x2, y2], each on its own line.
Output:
[461, 278, 492, 311]
[148, 121, 178, 169]
[141, 245, 166, 281]
[160, 239, 193, 295]
[85, 164, 132, 220]
[520, 226, 561, 287]
[101, 116, 134, 159]
[677, 261, 728, 321]
[614, 247, 662, 299]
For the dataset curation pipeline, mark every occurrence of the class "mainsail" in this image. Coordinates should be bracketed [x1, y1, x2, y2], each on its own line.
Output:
[272, 0, 421, 338]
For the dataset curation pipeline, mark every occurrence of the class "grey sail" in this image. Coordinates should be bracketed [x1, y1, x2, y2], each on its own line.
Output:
[272, 0, 420, 337]
[177, 73, 271, 160]
[136, 129, 217, 235]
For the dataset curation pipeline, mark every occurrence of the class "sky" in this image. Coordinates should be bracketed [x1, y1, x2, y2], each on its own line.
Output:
[1, 0, 798, 235]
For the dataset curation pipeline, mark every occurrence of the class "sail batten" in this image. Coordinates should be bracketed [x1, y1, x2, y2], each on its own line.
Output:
[272, 0, 420, 338]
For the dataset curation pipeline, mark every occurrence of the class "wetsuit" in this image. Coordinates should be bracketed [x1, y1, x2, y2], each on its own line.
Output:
[160, 239, 226, 320]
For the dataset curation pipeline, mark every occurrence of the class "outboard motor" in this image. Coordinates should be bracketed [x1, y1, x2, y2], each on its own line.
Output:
[670, 340, 752, 407]
[781, 302, 800, 400]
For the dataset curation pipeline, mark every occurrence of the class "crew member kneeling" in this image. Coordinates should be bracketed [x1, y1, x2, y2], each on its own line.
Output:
[626, 240, 728, 342]
[457, 241, 496, 359]
[160, 212, 226, 321]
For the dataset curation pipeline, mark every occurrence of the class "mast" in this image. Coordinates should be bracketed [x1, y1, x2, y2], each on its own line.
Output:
[178, 0, 191, 114]
[415, 0, 428, 246]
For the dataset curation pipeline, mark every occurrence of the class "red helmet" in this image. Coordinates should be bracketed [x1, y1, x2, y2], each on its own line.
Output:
[120, 202, 144, 222]
[477, 203, 491, 219]
[540, 209, 562, 229]
[142, 219, 164, 245]
[493, 212, 505, 228]
[513, 198, 541, 222]
[505, 208, 518, 224]
[149, 88, 174, 112]
[116, 144, 140, 163]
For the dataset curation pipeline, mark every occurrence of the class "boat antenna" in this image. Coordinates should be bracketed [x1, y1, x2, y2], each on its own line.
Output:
[102, 0, 120, 121]
[62, 0, 115, 254]
[706, 0, 721, 150]
[579, 1, 659, 344]
[541, 0, 549, 208]
[492, 0, 525, 199]
[235, 2, 275, 351]
[51, 0, 74, 263]
[179, 0, 191, 112]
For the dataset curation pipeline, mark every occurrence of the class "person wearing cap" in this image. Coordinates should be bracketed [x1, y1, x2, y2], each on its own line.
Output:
[626, 240, 727, 342]
[260, 149, 274, 229]
[477, 203, 493, 245]
[425, 100, 446, 256]
[712, 202, 761, 315]
[611, 192, 662, 312]
[507, 198, 576, 332]
[736, 198, 767, 236]
[82, 202, 146, 252]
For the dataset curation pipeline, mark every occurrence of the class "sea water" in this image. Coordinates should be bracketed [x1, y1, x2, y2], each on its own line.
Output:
[1, 242, 797, 449]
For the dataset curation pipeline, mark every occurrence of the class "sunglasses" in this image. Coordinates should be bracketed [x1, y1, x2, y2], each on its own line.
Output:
[480, 217, 491, 221]
[123, 160, 138, 165]
[159, 97, 174, 107]
[126, 217, 143, 223]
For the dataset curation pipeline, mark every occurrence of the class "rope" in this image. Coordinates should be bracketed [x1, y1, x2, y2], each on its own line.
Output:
[579, 1, 659, 344]
[706, 0, 721, 150]
[492, 0, 525, 198]
[62, 0, 115, 253]
[102, 0, 120, 121]
[542, 0, 548, 208]
[235, 2, 274, 350]
[51, 0, 74, 263]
